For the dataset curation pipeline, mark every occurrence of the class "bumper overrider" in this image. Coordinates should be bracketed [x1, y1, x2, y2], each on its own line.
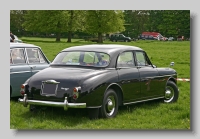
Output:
[18, 94, 86, 110]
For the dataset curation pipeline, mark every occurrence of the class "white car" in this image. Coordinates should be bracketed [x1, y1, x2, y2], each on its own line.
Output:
[14, 35, 23, 43]
[168, 37, 174, 41]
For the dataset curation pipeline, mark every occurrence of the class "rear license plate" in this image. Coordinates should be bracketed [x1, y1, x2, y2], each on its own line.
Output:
[41, 83, 58, 96]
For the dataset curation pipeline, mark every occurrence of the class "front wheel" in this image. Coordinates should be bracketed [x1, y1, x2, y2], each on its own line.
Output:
[100, 89, 118, 118]
[164, 81, 179, 103]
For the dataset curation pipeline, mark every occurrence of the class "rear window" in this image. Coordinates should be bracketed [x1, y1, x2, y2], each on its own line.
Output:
[52, 51, 110, 67]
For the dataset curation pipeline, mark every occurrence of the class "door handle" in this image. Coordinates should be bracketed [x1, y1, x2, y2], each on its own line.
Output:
[137, 66, 141, 69]
[30, 66, 36, 69]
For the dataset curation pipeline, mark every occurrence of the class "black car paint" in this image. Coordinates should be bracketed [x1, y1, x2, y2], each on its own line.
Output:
[24, 44, 177, 108]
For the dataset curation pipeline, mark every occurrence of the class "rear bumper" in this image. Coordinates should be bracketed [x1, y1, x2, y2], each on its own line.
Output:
[18, 94, 86, 110]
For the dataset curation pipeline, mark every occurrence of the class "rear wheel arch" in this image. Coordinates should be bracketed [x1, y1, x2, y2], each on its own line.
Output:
[105, 83, 123, 106]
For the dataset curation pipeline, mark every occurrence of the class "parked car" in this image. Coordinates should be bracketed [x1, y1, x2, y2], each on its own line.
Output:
[110, 34, 131, 42]
[138, 34, 158, 40]
[18, 44, 179, 119]
[14, 35, 23, 43]
[160, 37, 168, 41]
[168, 37, 175, 41]
[10, 43, 50, 97]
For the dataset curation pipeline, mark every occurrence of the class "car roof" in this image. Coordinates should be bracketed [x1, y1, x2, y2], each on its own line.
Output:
[62, 44, 143, 54]
[10, 43, 40, 49]
[61, 44, 144, 68]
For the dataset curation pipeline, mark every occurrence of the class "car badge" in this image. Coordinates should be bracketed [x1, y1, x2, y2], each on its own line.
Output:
[61, 87, 69, 91]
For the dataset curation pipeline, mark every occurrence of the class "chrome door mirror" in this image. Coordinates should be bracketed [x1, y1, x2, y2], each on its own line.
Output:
[170, 62, 174, 67]
[152, 65, 157, 68]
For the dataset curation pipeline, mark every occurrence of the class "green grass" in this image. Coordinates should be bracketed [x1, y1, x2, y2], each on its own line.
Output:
[10, 37, 190, 129]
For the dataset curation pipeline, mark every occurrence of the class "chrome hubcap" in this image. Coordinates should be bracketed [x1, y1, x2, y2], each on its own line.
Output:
[105, 96, 115, 116]
[164, 86, 174, 102]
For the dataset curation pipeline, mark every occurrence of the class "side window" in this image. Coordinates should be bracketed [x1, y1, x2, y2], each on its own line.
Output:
[38, 50, 47, 63]
[62, 52, 80, 64]
[83, 52, 95, 63]
[117, 52, 135, 68]
[135, 51, 150, 66]
[10, 48, 26, 64]
[26, 48, 47, 64]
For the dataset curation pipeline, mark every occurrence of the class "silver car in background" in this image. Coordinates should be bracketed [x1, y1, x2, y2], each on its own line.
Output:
[14, 35, 23, 43]
[10, 43, 50, 97]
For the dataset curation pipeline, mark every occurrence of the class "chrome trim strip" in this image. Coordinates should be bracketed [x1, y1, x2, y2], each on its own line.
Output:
[123, 96, 164, 105]
[87, 106, 101, 108]
[105, 68, 116, 70]
[18, 94, 86, 110]
[142, 74, 176, 79]
[10, 70, 41, 74]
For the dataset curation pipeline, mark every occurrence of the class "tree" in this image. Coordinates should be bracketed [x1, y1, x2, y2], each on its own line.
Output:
[66, 10, 86, 42]
[148, 10, 190, 38]
[10, 10, 27, 36]
[23, 10, 86, 42]
[123, 10, 190, 39]
[85, 10, 125, 43]
[123, 10, 150, 38]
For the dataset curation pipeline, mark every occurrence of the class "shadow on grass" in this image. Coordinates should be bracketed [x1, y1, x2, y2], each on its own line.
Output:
[22, 39, 96, 44]
[19, 106, 90, 128]
[118, 99, 163, 113]
[11, 97, 163, 129]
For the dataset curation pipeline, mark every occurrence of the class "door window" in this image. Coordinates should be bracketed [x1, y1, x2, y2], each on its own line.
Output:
[26, 48, 47, 64]
[10, 48, 26, 64]
[117, 52, 135, 68]
[135, 51, 151, 66]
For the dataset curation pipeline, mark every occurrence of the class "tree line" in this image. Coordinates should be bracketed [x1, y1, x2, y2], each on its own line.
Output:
[10, 10, 190, 43]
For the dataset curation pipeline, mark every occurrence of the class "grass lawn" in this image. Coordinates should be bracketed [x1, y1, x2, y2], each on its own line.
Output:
[10, 37, 190, 129]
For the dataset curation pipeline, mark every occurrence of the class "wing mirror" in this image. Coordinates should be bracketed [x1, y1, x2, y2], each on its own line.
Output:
[169, 62, 174, 67]
[152, 65, 157, 68]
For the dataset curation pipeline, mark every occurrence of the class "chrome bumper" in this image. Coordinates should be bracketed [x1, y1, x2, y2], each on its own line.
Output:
[18, 94, 86, 111]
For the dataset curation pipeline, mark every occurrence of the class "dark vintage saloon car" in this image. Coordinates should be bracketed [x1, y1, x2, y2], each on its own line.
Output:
[18, 44, 179, 119]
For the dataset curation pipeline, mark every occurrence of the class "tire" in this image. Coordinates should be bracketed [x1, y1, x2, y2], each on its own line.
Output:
[29, 105, 43, 112]
[29, 104, 36, 112]
[164, 81, 179, 103]
[100, 89, 118, 118]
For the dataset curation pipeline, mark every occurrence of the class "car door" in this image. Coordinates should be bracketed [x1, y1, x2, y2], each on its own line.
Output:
[10, 48, 32, 97]
[26, 48, 49, 75]
[134, 51, 164, 99]
[118, 34, 124, 42]
[116, 51, 141, 103]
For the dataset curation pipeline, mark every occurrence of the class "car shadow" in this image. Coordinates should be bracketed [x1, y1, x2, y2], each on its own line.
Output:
[118, 99, 163, 113]
[22, 39, 88, 44]
[19, 106, 91, 127]
[11, 98, 163, 129]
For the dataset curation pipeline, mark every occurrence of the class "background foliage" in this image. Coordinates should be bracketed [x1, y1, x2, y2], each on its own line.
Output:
[10, 10, 190, 42]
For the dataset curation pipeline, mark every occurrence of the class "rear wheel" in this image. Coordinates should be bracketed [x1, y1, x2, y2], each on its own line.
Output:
[100, 89, 118, 118]
[164, 81, 179, 103]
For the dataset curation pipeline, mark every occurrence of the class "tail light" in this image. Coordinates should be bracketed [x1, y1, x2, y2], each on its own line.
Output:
[20, 84, 27, 96]
[73, 87, 81, 100]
